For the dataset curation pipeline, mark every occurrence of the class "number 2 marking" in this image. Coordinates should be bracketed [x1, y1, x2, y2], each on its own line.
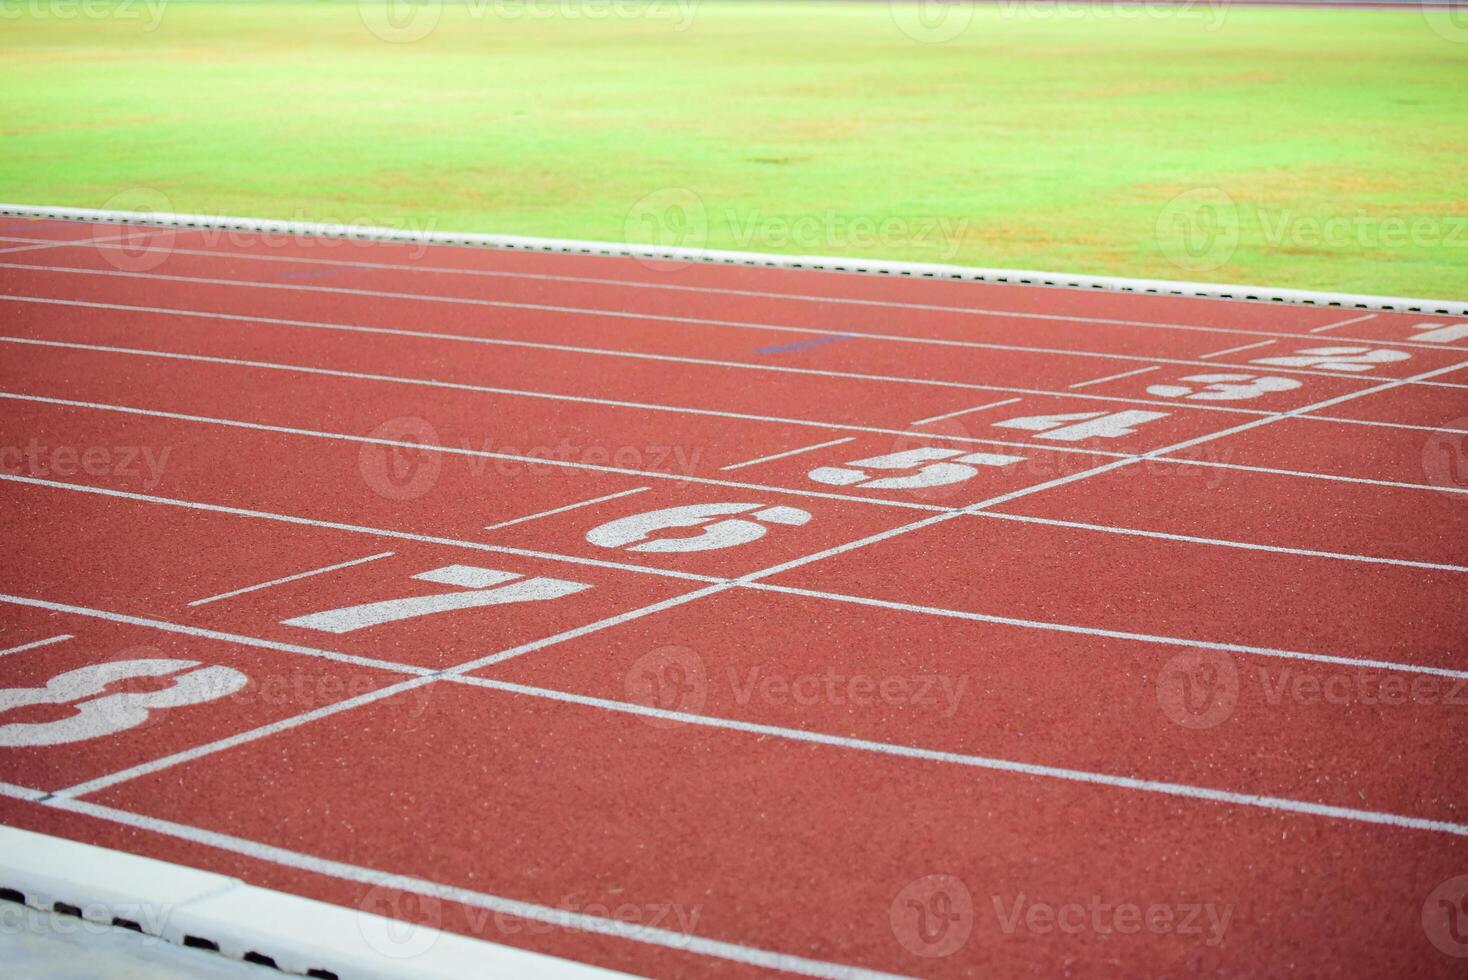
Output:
[282, 564, 590, 634]
[1411, 322, 1468, 344]
[1250, 346, 1410, 373]
[0, 659, 248, 747]
[993, 410, 1168, 442]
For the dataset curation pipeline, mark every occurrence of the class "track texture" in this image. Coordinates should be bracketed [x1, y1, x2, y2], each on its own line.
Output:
[0, 216, 1466, 978]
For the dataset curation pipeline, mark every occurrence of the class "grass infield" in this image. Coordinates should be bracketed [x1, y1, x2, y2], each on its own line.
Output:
[2, 2, 1465, 296]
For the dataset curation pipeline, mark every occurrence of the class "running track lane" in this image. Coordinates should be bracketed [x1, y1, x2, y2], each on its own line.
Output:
[0, 216, 1465, 979]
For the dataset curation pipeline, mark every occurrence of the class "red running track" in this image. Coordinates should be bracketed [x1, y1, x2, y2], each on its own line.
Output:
[0, 216, 1466, 978]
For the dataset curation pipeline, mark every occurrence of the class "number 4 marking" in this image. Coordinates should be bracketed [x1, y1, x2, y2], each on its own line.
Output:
[282, 564, 590, 634]
[993, 410, 1169, 442]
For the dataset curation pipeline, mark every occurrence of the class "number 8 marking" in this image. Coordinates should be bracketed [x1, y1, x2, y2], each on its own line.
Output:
[0, 659, 248, 747]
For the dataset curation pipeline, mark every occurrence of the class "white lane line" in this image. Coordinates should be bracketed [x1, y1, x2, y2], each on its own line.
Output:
[1310, 313, 1378, 334]
[0, 633, 73, 657]
[10, 251, 1467, 358]
[911, 398, 1022, 426]
[0, 780, 46, 801]
[38, 798, 900, 980]
[39, 584, 1468, 844]
[1067, 365, 1160, 390]
[187, 551, 395, 607]
[31, 574, 1468, 846]
[0, 472, 736, 584]
[457, 674, 1468, 837]
[8, 466, 1456, 644]
[751, 581, 1468, 680]
[0, 392, 967, 512]
[10, 328, 1463, 460]
[482, 487, 649, 532]
[450, 584, 730, 674]
[1164, 457, 1468, 496]
[54, 676, 437, 799]
[0, 299, 1350, 422]
[1199, 339, 1276, 360]
[973, 511, 1468, 573]
[0, 593, 435, 676]
[719, 437, 855, 472]
[57, 585, 732, 799]
[6, 285, 1467, 398]
[0, 229, 164, 256]
[732, 357, 1468, 603]
[0, 330, 1123, 459]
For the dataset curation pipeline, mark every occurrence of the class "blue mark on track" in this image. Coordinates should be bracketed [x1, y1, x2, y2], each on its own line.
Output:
[280, 268, 343, 281]
[755, 334, 854, 355]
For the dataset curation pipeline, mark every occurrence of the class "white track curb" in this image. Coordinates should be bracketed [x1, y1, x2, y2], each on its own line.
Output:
[0, 825, 627, 979]
[2, 203, 1464, 317]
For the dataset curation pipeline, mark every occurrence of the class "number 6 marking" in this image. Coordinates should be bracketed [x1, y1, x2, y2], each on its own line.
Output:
[0, 659, 248, 747]
[586, 502, 811, 553]
[809, 447, 1023, 489]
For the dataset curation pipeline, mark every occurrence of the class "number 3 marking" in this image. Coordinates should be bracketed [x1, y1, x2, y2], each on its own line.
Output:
[809, 447, 1023, 489]
[0, 659, 248, 747]
[1146, 373, 1301, 402]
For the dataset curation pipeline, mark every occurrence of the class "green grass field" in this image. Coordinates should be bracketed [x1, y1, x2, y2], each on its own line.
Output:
[3, 1, 1465, 296]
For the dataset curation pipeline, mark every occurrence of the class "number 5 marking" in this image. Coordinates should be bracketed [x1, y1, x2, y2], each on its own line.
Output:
[809, 447, 1023, 489]
[282, 564, 590, 634]
[0, 659, 248, 747]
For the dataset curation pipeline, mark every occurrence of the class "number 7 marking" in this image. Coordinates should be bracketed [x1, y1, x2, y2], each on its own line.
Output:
[282, 564, 590, 634]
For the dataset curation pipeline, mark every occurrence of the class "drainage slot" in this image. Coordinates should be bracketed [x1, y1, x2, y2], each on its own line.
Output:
[52, 902, 82, 918]
[243, 952, 280, 969]
[0, 888, 24, 905]
[182, 935, 220, 951]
